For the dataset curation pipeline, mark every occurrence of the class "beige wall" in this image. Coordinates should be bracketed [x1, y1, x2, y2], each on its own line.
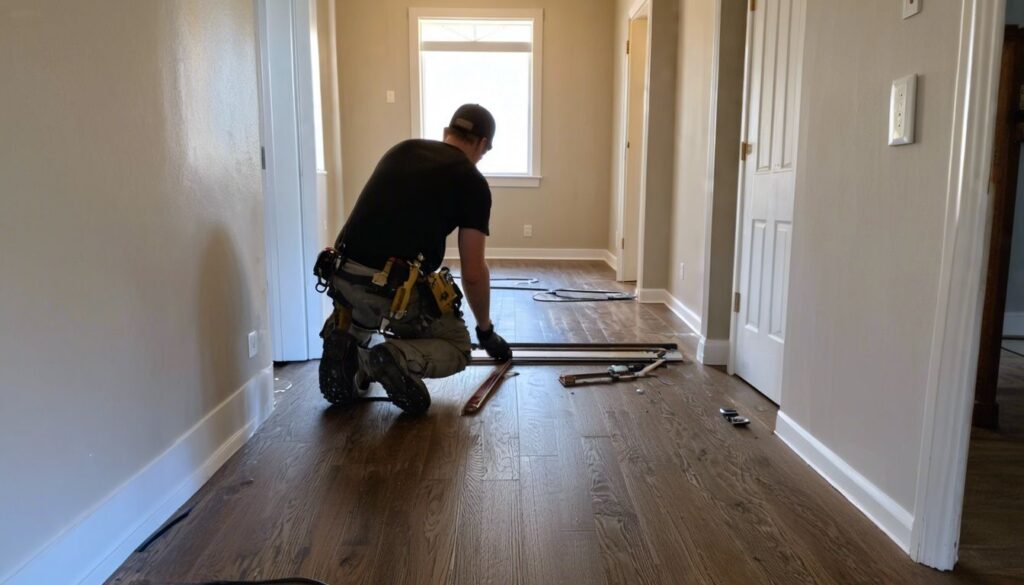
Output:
[0, 0, 269, 575]
[667, 0, 715, 311]
[335, 0, 615, 250]
[780, 0, 962, 510]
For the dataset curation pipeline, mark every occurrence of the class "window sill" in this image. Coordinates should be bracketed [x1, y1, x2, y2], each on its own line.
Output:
[485, 175, 542, 188]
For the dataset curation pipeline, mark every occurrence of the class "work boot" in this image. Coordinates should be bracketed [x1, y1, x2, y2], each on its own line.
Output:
[319, 331, 363, 406]
[367, 343, 430, 415]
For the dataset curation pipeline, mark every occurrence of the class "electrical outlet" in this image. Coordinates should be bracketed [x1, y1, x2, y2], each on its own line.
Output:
[889, 74, 917, 146]
[248, 331, 258, 358]
[902, 0, 921, 19]
[523, 224, 533, 237]
[678, 262, 686, 281]
[386, 90, 396, 103]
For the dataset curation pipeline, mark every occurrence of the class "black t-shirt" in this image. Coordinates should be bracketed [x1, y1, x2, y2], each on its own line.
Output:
[335, 139, 491, 273]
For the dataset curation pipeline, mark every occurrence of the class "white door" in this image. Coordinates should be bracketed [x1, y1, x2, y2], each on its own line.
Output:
[733, 0, 805, 403]
[257, 0, 328, 362]
[618, 15, 649, 283]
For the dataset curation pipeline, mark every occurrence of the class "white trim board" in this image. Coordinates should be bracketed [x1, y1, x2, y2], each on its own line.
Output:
[910, 0, 1005, 571]
[1005, 312, 1024, 336]
[4, 367, 275, 585]
[637, 288, 702, 336]
[775, 411, 914, 552]
[443, 247, 618, 271]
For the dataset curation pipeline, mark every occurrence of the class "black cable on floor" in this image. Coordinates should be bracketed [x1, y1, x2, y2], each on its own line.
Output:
[1001, 345, 1024, 358]
[135, 506, 193, 552]
[533, 289, 636, 302]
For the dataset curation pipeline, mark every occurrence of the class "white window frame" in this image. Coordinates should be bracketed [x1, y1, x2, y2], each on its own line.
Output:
[409, 7, 543, 188]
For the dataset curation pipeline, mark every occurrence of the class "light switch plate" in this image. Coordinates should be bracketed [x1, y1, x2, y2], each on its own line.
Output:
[386, 90, 396, 104]
[889, 74, 917, 146]
[902, 0, 921, 19]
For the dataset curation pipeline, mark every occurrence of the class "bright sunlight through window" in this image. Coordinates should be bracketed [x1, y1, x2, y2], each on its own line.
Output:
[411, 10, 543, 186]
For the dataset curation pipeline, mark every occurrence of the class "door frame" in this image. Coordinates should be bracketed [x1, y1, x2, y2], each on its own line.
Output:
[615, 0, 652, 282]
[910, 0, 1006, 570]
[256, 0, 328, 362]
[972, 25, 1024, 430]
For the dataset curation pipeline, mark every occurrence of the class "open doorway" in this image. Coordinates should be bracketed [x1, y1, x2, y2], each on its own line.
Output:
[959, 19, 1024, 576]
[616, 3, 650, 283]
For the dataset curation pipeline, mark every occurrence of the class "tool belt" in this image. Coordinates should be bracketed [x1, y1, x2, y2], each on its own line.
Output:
[313, 247, 462, 321]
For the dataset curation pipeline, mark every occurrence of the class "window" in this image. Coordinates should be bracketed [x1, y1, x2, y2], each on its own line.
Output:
[410, 9, 543, 187]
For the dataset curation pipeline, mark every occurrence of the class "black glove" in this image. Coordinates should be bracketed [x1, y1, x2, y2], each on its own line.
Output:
[476, 324, 512, 362]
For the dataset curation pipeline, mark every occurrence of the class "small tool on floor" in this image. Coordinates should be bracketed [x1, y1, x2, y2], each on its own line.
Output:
[720, 407, 750, 427]
[559, 359, 666, 387]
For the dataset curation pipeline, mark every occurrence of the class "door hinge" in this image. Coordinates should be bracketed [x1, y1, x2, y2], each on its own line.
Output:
[733, 292, 741, 313]
[260, 146, 266, 170]
[749, 0, 756, 11]
[626, 140, 630, 149]
[626, 40, 630, 55]
[621, 237, 625, 249]
[740, 141, 753, 161]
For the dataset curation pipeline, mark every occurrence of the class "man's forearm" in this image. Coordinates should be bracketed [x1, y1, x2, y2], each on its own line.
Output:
[462, 263, 491, 330]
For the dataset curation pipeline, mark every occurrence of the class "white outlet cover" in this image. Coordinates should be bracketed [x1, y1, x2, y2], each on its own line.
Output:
[889, 74, 917, 146]
[248, 331, 258, 358]
[523, 224, 533, 237]
[902, 0, 921, 19]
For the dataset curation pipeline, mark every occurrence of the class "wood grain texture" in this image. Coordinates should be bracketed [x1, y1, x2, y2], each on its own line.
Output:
[108, 260, 997, 584]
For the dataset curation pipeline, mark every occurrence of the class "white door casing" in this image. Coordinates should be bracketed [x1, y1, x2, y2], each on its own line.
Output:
[619, 14, 650, 282]
[257, 0, 328, 362]
[732, 0, 805, 403]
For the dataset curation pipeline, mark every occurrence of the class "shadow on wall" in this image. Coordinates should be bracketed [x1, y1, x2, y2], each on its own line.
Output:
[196, 225, 255, 416]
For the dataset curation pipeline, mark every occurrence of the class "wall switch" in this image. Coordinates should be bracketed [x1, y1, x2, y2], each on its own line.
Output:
[888, 74, 917, 146]
[386, 90, 396, 104]
[523, 224, 533, 237]
[248, 331, 258, 358]
[902, 0, 921, 19]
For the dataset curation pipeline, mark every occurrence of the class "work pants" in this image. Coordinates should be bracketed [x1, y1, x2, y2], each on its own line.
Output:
[330, 260, 471, 379]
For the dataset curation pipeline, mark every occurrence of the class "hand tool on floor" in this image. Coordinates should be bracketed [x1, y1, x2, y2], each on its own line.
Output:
[720, 407, 750, 427]
[558, 358, 666, 387]
[463, 361, 515, 415]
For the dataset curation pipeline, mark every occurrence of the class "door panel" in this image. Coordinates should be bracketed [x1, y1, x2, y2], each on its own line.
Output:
[735, 0, 805, 403]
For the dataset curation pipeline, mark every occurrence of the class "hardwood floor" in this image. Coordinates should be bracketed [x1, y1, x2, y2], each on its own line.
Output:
[109, 260, 987, 584]
[958, 348, 1024, 583]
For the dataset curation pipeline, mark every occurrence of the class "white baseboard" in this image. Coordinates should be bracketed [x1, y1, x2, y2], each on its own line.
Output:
[774, 411, 913, 554]
[5, 366, 275, 585]
[697, 338, 729, 366]
[602, 249, 619, 272]
[1005, 311, 1024, 336]
[637, 288, 702, 337]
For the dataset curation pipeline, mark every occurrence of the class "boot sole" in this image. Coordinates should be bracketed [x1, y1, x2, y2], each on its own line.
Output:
[368, 345, 431, 415]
